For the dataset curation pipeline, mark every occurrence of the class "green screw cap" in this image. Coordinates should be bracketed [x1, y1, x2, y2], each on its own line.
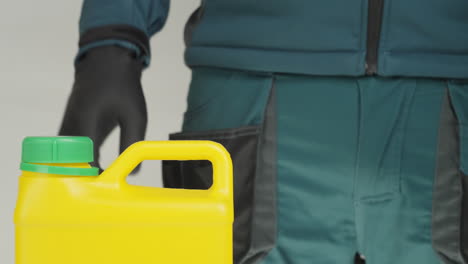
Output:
[22, 137, 94, 163]
[21, 137, 98, 176]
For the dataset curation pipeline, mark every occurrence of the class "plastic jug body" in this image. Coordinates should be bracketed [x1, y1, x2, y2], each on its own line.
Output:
[15, 138, 233, 264]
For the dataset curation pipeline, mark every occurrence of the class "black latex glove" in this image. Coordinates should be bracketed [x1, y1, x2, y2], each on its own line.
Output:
[59, 46, 147, 172]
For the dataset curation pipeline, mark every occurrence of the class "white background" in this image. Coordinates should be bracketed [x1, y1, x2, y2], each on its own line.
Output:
[0, 1, 199, 262]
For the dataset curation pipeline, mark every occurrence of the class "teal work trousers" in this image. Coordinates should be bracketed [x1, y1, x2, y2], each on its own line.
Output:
[163, 68, 468, 264]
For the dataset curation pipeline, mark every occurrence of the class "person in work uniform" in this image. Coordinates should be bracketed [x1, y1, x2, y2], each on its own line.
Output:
[59, 1, 468, 263]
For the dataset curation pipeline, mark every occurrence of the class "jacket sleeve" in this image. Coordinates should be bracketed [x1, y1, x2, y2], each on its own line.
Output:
[77, 0, 170, 65]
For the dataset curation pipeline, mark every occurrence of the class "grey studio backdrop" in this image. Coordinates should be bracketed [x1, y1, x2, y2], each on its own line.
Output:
[0, 1, 200, 263]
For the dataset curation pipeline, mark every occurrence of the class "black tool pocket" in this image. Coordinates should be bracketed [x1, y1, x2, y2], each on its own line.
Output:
[448, 82, 468, 263]
[432, 82, 468, 264]
[163, 126, 263, 263]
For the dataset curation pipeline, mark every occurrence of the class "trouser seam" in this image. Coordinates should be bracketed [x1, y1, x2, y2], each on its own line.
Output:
[353, 79, 363, 256]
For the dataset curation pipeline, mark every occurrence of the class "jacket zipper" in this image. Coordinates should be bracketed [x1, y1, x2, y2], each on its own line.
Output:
[365, 0, 385, 75]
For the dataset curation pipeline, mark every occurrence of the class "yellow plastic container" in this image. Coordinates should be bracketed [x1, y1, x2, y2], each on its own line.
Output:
[15, 137, 233, 264]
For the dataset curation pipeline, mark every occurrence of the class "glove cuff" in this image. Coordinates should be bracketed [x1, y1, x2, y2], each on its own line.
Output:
[79, 25, 150, 60]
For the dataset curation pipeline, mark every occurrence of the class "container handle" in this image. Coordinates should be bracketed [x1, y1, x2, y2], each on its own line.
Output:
[97, 141, 233, 199]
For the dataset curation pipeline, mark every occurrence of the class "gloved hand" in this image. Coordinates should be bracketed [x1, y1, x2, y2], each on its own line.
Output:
[59, 46, 147, 172]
